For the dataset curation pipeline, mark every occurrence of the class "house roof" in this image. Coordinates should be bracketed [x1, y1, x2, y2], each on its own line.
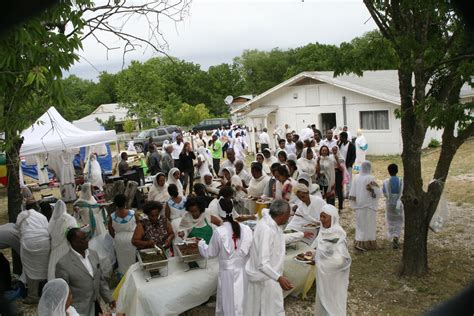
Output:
[247, 106, 277, 117]
[231, 70, 474, 114]
[74, 103, 131, 123]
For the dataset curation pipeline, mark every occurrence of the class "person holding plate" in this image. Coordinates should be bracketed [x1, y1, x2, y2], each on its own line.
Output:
[312, 204, 351, 316]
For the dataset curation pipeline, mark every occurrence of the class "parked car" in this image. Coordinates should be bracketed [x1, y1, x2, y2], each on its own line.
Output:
[133, 125, 180, 152]
[192, 118, 231, 131]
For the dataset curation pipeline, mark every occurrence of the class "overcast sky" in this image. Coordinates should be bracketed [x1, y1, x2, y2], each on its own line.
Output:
[67, 0, 377, 80]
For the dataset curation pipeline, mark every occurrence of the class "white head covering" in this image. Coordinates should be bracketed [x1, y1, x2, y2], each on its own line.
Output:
[75, 183, 96, 204]
[297, 148, 316, 176]
[294, 182, 309, 193]
[287, 153, 297, 162]
[37, 278, 69, 316]
[317, 204, 346, 240]
[360, 160, 372, 175]
[148, 173, 170, 202]
[168, 167, 184, 196]
[221, 167, 235, 179]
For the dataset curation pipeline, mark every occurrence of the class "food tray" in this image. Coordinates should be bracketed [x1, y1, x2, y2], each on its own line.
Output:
[137, 246, 169, 280]
[175, 241, 203, 263]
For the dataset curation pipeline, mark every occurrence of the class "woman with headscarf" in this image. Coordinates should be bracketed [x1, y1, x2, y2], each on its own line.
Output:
[312, 204, 351, 316]
[316, 145, 336, 206]
[197, 146, 213, 179]
[349, 161, 382, 251]
[167, 167, 184, 196]
[48, 200, 77, 281]
[297, 148, 317, 179]
[256, 153, 271, 175]
[37, 278, 79, 316]
[16, 205, 50, 304]
[108, 194, 137, 275]
[73, 183, 115, 276]
[286, 183, 326, 232]
[297, 172, 322, 199]
[262, 148, 278, 173]
[233, 131, 246, 161]
[198, 196, 253, 316]
[165, 183, 187, 232]
[73, 183, 105, 235]
[148, 172, 170, 204]
[202, 172, 221, 196]
[86, 154, 104, 189]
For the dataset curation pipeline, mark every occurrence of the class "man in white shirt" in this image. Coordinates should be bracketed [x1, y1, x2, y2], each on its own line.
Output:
[171, 134, 184, 167]
[321, 129, 338, 150]
[259, 128, 271, 152]
[284, 133, 296, 155]
[245, 200, 311, 316]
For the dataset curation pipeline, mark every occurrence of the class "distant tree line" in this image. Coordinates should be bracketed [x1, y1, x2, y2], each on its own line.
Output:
[61, 30, 397, 126]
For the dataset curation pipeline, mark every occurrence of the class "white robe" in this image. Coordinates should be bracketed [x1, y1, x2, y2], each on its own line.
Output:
[35, 154, 50, 185]
[111, 210, 137, 274]
[16, 209, 50, 280]
[245, 210, 303, 316]
[60, 151, 76, 202]
[86, 157, 103, 189]
[198, 222, 253, 316]
[48, 201, 77, 280]
[313, 205, 351, 316]
[287, 195, 326, 232]
[349, 173, 382, 242]
[233, 136, 246, 161]
[354, 135, 368, 172]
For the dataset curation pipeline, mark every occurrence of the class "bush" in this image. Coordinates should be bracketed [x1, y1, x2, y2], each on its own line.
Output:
[428, 138, 441, 148]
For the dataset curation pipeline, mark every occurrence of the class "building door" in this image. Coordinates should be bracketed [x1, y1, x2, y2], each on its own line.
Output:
[320, 113, 336, 133]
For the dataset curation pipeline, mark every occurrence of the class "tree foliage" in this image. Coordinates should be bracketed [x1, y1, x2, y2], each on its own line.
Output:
[162, 103, 211, 127]
[363, 0, 474, 276]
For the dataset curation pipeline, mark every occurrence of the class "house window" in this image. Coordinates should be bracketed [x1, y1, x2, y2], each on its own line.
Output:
[359, 110, 389, 130]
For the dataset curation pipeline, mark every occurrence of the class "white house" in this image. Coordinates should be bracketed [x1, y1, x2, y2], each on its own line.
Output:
[232, 70, 474, 155]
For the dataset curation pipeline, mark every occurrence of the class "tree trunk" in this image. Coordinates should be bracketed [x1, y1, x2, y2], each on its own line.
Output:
[5, 132, 23, 274]
[398, 68, 431, 276]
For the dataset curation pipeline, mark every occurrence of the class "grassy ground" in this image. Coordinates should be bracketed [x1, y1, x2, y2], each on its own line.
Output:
[1, 139, 473, 315]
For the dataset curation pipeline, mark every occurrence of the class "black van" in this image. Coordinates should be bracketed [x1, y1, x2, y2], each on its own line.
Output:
[192, 118, 231, 131]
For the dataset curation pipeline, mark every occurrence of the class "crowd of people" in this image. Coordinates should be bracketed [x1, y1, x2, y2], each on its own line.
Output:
[0, 122, 406, 316]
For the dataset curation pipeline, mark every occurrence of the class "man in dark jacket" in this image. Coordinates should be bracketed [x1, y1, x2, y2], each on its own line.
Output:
[337, 132, 356, 198]
[147, 144, 161, 176]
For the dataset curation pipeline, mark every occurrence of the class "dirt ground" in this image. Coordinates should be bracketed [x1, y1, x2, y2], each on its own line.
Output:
[1, 139, 473, 315]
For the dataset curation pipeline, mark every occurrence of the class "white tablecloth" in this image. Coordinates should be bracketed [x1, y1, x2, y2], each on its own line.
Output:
[116, 242, 314, 315]
[117, 258, 219, 316]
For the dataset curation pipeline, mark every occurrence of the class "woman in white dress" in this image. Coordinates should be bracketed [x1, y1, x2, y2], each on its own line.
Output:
[167, 167, 184, 196]
[316, 145, 336, 206]
[221, 167, 247, 214]
[86, 154, 104, 190]
[349, 161, 382, 251]
[233, 132, 246, 161]
[262, 148, 278, 173]
[297, 148, 317, 179]
[73, 183, 115, 276]
[197, 146, 213, 179]
[16, 207, 50, 304]
[198, 197, 253, 316]
[164, 183, 187, 232]
[147, 173, 169, 204]
[108, 194, 137, 275]
[48, 200, 77, 281]
[286, 183, 326, 232]
[38, 278, 80, 316]
[312, 204, 351, 316]
[273, 165, 298, 206]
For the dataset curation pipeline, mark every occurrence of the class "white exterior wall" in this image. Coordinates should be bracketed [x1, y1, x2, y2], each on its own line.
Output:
[245, 83, 404, 155]
[243, 81, 454, 155]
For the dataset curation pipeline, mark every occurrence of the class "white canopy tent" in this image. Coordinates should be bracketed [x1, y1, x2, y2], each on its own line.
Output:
[20, 106, 117, 156]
